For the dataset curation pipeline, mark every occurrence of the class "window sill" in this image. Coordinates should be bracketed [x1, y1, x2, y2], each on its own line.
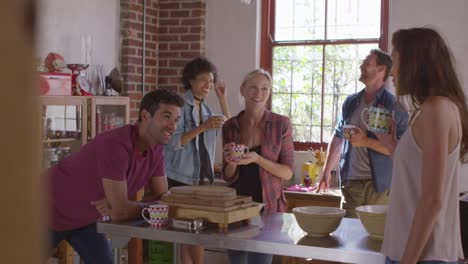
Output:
[293, 142, 328, 151]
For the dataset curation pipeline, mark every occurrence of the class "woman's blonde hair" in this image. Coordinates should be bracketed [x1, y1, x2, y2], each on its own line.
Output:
[241, 69, 272, 87]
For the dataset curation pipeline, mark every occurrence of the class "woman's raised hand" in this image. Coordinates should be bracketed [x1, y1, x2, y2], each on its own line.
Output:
[215, 80, 226, 98]
[203, 115, 226, 129]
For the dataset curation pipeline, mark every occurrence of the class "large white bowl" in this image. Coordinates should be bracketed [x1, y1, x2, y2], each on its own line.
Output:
[355, 205, 387, 240]
[292, 206, 346, 237]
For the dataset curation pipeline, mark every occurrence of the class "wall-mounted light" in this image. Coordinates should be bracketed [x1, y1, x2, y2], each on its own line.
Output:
[241, 0, 251, 5]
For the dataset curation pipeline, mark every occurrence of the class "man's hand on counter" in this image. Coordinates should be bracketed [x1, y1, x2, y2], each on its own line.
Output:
[316, 171, 330, 193]
[91, 198, 111, 221]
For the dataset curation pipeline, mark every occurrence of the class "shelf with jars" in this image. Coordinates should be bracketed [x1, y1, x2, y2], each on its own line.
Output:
[41, 95, 130, 264]
[41, 96, 130, 169]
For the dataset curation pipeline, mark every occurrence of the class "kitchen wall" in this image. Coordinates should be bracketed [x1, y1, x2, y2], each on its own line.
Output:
[205, 0, 468, 191]
[205, 0, 259, 118]
[37, 0, 468, 190]
[205, 0, 259, 172]
[389, 0, 468, 190]
[37, 0, 119, 74]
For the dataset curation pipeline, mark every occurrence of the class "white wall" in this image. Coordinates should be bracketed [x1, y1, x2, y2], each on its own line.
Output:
[206, 0, 259, 163]
[37, 0, 119, 74]
[206, 0, 259, 116]
[389, 0, 468, 191]
[206, 0, 468, 191]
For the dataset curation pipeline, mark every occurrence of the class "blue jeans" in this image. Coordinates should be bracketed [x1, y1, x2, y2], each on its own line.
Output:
[385, 256, 459, 264]
[227, 250, 273, 264]
[51, 223, 113, 264]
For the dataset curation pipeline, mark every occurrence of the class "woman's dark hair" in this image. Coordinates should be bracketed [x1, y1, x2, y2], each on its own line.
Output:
[392, 27, 468, 162]
[138, 88, 185, 122]
[181, 57, 218, 90]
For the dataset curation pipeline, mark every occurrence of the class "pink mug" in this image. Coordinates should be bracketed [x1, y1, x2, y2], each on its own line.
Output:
[142, 204, 169, 229]
[230, 144, 249, 161]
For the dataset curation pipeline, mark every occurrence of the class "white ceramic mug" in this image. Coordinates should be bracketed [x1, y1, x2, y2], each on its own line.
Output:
[360, 106, 393, 133]
[142, 204, 169, 229]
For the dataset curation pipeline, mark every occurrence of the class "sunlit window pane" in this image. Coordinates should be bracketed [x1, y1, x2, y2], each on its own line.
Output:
[272, 59, 292, 94]
[322, 44, 377, 134]
[324, 45, 359, 95]
[291, 94, 313, 125]
[273, 45, 323, 142]
[275, 0, 325, 41]
[327, 0, 381, 40]
[324, 44, 377, 95]
[272, 93, 291, 117]
[323, 94, 339, 128]
[270, 0, 384, 143]
[322, 126, 334, 141]
[294, 125, 312, 142]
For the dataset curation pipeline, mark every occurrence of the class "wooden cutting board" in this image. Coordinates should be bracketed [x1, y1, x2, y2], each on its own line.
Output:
[168, 203, 261, 225]
[161, 194, 252, 208]
[169, 185, 237, 201]
[161, 200, 258, 212]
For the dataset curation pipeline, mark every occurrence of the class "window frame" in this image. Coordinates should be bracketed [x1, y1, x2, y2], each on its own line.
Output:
[260, 0, 389, 151]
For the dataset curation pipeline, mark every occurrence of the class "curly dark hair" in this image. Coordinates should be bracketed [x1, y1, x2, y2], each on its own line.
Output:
[181, 57, 218, 90]
[138, 88, 185, 122]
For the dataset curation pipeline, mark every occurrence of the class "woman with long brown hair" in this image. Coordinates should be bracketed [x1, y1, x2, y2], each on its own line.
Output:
[379, 27, 467, 263]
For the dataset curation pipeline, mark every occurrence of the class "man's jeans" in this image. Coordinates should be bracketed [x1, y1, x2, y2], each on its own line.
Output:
[227, 250, 273, 264]
[51, 223, 113, 264]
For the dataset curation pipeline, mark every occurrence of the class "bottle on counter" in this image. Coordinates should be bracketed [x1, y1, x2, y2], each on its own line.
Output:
[303, 174, 312, 187]
[302, 161, 318, 186]
[301, 162, 314, 186]
[330, 170, 340, 189]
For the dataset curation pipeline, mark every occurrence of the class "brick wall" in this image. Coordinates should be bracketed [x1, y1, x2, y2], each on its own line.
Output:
[120, 0, 207, 123]
[158, 0, 207, 91]
[120, 0, 159, 121]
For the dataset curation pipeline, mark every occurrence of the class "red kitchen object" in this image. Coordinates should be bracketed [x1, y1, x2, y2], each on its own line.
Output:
[39, 72, 72, 96]
[67, 64, 89, 96]
[44, 52, 66, 72]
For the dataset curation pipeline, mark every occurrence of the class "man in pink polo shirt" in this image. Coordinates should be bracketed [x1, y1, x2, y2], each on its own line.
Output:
[48, 89, 184, 264]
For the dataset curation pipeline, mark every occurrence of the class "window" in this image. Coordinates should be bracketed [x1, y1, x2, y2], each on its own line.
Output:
[45, 105, 81, 133]
[261, 0, 389, 148]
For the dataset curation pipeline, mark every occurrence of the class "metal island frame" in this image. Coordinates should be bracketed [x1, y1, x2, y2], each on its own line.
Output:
[97, 213, 385, 264]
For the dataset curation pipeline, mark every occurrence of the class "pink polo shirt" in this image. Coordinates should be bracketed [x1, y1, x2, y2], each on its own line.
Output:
[49, 124, 165, 231]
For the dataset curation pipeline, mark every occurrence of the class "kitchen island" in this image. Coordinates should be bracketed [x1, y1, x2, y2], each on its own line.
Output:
[97, 213, 385, 263]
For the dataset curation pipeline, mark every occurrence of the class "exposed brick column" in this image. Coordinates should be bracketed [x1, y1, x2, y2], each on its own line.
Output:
[158, 0, 206, 91]
[120, 0, 207, 122]
[119, 1, 160, 262]
[117, 1, 206, 262]
[120, 0, 159, 122]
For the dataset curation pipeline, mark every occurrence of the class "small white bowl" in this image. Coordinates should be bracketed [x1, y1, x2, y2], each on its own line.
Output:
[292, 206, 346, 237]
[355, 205, 387, 240]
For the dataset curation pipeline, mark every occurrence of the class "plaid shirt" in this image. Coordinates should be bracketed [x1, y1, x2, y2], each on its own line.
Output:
[222, 110, 294, 214]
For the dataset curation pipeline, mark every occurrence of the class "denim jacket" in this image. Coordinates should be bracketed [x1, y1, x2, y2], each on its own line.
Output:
[164, 90, 219, 185]
[334, 87, 409, 192]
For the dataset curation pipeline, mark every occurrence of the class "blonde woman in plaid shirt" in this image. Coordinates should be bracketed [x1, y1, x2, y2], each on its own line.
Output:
[222, 69, 294, 264]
